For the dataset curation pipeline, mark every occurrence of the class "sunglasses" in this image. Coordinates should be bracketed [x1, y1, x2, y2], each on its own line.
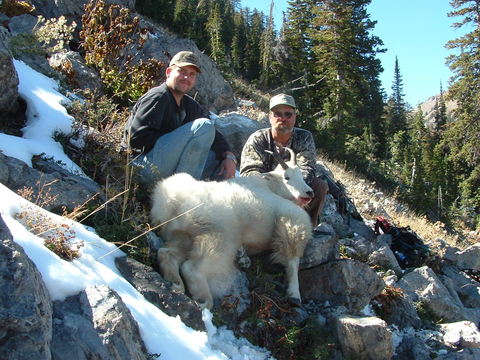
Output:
[272, 111, 295, 119]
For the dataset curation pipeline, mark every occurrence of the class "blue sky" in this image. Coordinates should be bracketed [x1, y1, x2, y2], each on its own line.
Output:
[240, 0, 470, 106]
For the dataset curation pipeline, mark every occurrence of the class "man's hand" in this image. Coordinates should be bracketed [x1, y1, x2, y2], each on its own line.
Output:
[217, 152, 237, 179]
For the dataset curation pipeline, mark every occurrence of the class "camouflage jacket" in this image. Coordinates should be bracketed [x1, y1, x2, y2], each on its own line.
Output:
[239, 127, 317, 186]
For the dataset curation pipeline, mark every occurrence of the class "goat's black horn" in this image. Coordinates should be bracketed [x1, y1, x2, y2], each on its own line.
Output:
[265, 149, 289, 170]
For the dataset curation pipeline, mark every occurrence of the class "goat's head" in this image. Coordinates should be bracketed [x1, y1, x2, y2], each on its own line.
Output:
[264, 147, 314, 207]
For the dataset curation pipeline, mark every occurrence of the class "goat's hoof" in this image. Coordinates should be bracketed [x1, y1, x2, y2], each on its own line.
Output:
[171, 282, 185, 293]
[287, 297, 302, 308]
[195, 298, 213, 310]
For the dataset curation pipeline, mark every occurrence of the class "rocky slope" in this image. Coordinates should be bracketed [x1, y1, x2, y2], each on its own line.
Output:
[1, 1, 480, 359]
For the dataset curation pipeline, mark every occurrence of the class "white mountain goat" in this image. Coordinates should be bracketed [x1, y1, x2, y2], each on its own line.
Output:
[150, 147, 313, 309]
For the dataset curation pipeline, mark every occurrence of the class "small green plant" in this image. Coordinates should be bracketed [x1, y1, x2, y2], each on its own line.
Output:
[9, 33, 45, 58]
[415, 300, 443, 325]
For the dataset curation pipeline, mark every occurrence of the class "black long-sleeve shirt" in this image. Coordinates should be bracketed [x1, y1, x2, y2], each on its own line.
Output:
[125, 83, 230, 156]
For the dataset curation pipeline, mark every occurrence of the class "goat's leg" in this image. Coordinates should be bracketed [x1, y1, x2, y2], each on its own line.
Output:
[285, 256, 302, 305]
[181, 259, 213, 309]
[271, 212, 311, 305]
[157, 248, 185, 293]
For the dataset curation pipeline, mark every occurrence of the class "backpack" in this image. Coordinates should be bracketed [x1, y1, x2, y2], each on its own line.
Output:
[373, 217, 430, 269]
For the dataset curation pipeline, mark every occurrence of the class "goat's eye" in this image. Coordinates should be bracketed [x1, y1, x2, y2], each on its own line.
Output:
[284, 176, 290, 181]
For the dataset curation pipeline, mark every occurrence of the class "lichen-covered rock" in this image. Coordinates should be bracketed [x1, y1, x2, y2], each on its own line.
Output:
[333, 315, 393, 360]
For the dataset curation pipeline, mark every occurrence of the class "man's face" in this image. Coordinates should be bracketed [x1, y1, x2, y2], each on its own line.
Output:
[165, 65, 198, 94]
[269, 104, 296, 135]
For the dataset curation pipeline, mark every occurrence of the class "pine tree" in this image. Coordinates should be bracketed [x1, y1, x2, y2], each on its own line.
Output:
[386, 56, 408, 137]
[231, 9, 248, 75]
[444, 0, 480, 228]
[206, 2, 226, 67]
[192, 0, 212, 52]
[283, 0, 316, 80]
[173, 0, 195, 37]
[244, 9, 265, 81]
[259, 1, 276, 87]
[307, 0, 384, 160]
[135, 0, 175, 27]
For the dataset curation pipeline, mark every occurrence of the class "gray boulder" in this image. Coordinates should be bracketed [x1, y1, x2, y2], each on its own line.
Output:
[214, 112, 267, 160]
[439, 321, 480, 349]
[0, 28, 19, 115]
[393, 332, 434, 360]
[0, 215, 53, 360]
[0, 153, 102, 214]
[29, 0, 135, 19]
[453, 243, 480, 271]
[372, 287, 422, 329]
[397, 266, 477, 323]
[368, 244, 403, 276]
[333, 315, 393, 360]
[300, 233, 339, 269]
[48, 51, 104, 92]
[7, 14, 59, 78]
[441, 264, 480, 308]
[299, 259, 385, 312]
[114, 255, 205, 331]
[7, 14, 38, 36]
[435, 349, 480, 359]
[51, 284, 148, 360]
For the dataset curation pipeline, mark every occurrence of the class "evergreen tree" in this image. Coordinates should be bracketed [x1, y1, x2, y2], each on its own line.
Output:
[135, 0, 175, 27]
[231, 9, 248, 75]
[244, 9, 265, 81]
[173, 0, 197, 37]
[283, 0, 316, 80]
[308, 0, 384, 161]
[192, 0, 212, 52]
[221, 0, 236, 58]
[444, 0, 480, 228]
[259, 1, 276, 87]
[408, 108, 435, 212]
[385, 56, 408, 137]
[430, 82, 448, 145]
[206, 2, 227, 66]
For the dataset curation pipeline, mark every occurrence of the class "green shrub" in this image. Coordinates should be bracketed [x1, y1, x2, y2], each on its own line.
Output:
[9, 33, 44, 58]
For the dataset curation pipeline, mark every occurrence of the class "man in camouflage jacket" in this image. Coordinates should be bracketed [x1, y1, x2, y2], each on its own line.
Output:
[240, 93, 328, 227]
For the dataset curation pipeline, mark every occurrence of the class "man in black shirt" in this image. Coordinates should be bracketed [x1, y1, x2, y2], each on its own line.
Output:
[125, 51, 237, 185]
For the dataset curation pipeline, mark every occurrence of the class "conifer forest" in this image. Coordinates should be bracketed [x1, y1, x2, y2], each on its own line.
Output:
[134, 0, 480, 231]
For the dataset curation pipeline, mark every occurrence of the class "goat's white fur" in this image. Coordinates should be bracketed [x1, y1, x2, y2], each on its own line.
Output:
[150, 151, 313, 309]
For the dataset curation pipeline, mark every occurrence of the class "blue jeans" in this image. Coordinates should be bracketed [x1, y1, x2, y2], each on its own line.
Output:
[132, 118, 219, 184]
